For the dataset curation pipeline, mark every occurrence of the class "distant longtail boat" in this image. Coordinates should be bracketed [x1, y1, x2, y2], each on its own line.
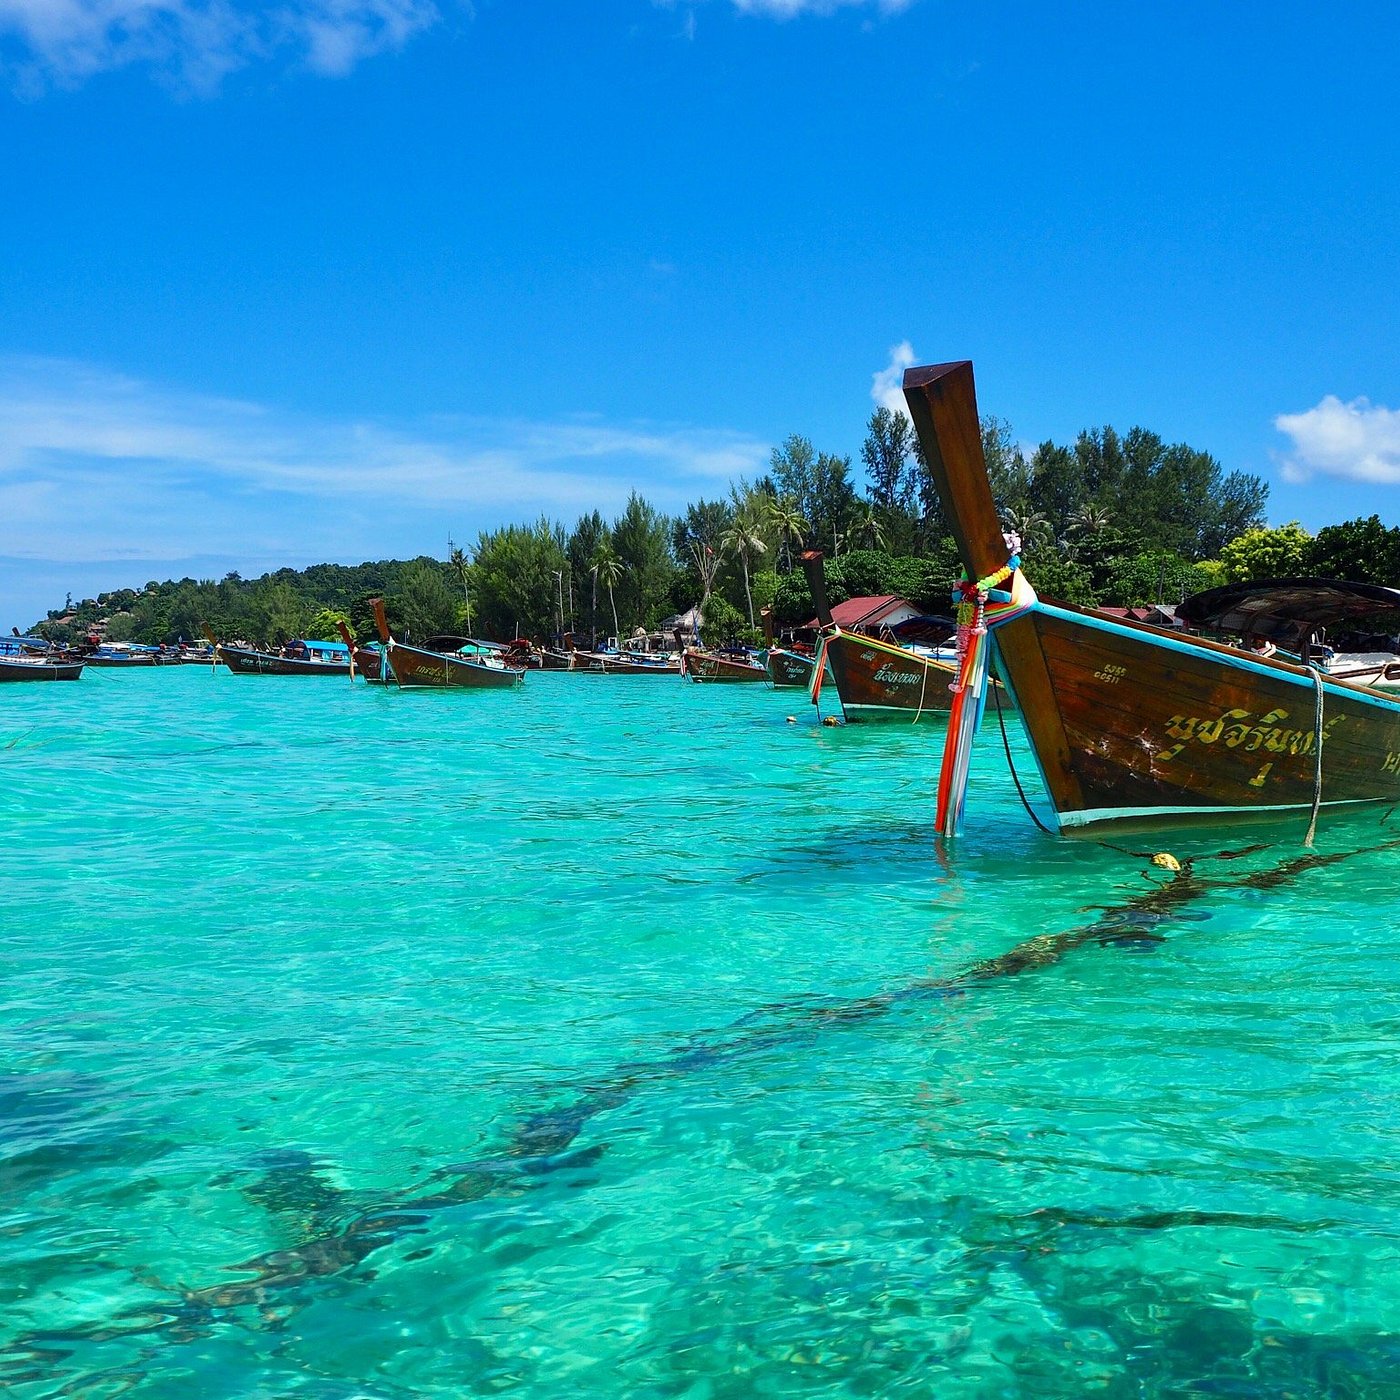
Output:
[371, 599, 525, 689]
[800, 552, 967, 722]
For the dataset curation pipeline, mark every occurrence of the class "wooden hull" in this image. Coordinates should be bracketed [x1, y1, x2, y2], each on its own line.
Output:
[578, 653, 681, 675]
[217, 647, 351, 676]
[386, 642, 524, 689]
[817, 630, 959, 721]
[767, 647, 815, 688]
[351, 647, 391, 683]
[995, 602, 1400, 831]
[683, 649, 768, 682]
[0, 657, 83, 681]
[903, 359, 1400, 833]
[85, 654, 157, 667]
[537, 650, 575, 671]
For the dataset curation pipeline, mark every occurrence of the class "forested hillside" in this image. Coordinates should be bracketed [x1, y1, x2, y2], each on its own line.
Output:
[30, 408, 1397, 648]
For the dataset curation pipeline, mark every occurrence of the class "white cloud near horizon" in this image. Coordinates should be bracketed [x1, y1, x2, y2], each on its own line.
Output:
[730, 0, 913, 15]
[0, 0, 439, 91]
[0, 356, 769, 575]
[1274, 395, 1400, 486]
[871, 340, 916, 418]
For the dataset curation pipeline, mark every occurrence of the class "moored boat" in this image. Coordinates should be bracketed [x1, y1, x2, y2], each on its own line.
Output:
[370, 599, 525, 689]
[799, 554, 969, 721]
[760, 607, 816, 688]
[903, 358, 1400, 836]
[0, 637, 83, 681]
[767, 647, 815, 688]
[83, 642, 160, 667]
[211, 636, 353, 676]
[674, 627, 768, 682]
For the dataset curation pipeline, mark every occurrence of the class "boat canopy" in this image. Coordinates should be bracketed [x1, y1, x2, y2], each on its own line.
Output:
[887, 615, 958, 648]
[1178, 578, 1400, 645]
[292, 639, 351, 658]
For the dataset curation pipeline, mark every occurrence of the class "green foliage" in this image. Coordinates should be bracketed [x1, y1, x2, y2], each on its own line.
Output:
[610, 492, 675, 631]
[751, 569, 780, 614]
[397, 560, 458, 640]
[1022, 554, 1097, 606]
[307, 607, 352, 641]
[1101, 550, 1216, 609]
[1219, 522, 1312, 582]
[471, 520, 568, 639]
[701, 594, 745, 641]
[1304, 516, 1400, 585]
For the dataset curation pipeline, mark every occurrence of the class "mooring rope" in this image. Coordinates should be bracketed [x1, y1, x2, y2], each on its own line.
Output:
[1304, 664, 1326, 848]
[991, 682, 1056, 836]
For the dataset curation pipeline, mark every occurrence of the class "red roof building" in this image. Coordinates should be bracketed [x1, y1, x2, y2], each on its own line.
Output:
[807, 594, 922, 630]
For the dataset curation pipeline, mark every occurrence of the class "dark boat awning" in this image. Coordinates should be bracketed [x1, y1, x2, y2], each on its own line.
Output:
[1178, 578, 1400, 644]
[887, 615, 958, 648]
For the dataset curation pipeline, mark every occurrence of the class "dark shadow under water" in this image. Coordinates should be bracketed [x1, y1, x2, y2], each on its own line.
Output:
[6, 836, 1399, 1392]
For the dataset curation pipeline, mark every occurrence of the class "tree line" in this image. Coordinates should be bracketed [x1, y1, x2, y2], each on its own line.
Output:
[31, 406, 1398, 648]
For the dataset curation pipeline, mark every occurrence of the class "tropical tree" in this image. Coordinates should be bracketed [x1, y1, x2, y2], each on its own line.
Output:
[610, 492, 673, 631]
[1069, 503, 1113, 538]
[1001, 504, 1055, 556]
[848, 500, 887, 551]
[765, 495, 808, 572]
[1219, 522, 1312, 582]
[308, 606, 351, 640]
[593, 545, 623, 638]
[861, 407, 916, 515]
[448, 542, 473, 633]
[721, 510, 768, 627]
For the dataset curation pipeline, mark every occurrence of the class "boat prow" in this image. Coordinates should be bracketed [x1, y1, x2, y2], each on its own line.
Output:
[903, 360, 1400, 836]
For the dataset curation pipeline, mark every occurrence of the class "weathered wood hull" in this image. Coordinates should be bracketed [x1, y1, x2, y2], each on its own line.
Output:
[216, 647, 351, 676]
[683, 649, 768, 682]
[84, 654, 157, 667]
[386, 642, 524, 688]
[995, 602, 1400, 831]
[767, 647, 815, 688]
[818, 630, 958, 721]
[0, 657, 84, 681]
[902, 358, 1400, 833]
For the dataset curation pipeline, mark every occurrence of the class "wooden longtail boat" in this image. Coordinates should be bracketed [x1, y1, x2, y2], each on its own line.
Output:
[0, 638, 83, 681]
[83, 642, 160, 667]
[210, 636, 353, 676]
[767, 647, 815, 688]
[371, 599, 524, 689]
[903, 359, 1400, 835]
[682, 648, 769, 682]
[799, 552, 965, 722]
[335, 623, 391, 683]
[673, 628, 768, 682]
[759, 606, 816, 688]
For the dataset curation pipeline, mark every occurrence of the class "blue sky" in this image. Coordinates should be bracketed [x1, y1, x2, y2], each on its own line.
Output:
[2, 0, 1398, 629]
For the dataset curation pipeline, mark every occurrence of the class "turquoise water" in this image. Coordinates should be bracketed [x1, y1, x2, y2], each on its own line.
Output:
[4, 667, 1400, 1398]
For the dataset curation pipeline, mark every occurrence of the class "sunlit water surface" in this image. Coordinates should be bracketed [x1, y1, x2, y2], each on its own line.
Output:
[4, 667, 1400, 1398]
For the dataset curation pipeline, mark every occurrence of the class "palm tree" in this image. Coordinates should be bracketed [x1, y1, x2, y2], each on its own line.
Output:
[765, 496, 808, 573]
[1001, 504, 1055, 556]
[448, 542, 473, 633]
[592, 546, 623, 639]
[1069, 503, 1113, 537]
[721, 516, 768, 627]
[849, 501, 887, 551]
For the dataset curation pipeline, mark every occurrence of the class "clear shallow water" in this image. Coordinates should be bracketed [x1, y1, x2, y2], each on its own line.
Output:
[3, 667, 1400, 1398]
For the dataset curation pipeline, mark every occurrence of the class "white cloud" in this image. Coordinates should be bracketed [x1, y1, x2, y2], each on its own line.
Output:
[0, 0, 439, 91]
[730, 0, 913, 16]
[0, 356, 770, 572]
[1274, 395, 1400, 486]
[870, 340, 916, 418]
